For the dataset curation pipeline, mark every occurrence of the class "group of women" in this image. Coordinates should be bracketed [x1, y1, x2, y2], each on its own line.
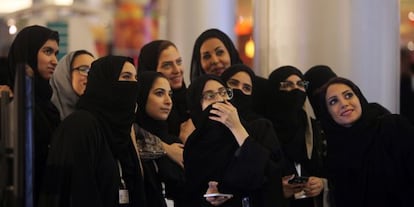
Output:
[0, 24, 413, 207]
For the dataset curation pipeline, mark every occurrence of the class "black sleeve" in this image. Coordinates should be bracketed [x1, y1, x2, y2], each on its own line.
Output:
[38, 111, 118, 207]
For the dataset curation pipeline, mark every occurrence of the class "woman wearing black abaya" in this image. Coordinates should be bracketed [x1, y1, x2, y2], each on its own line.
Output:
[6, 25, 60, 205]
[135, 71, 185, 207]
[184, 75, 283, 207]
[138, 40, 193, 142]
[39, 56, 145, 207]
[265, 66, 327, 207]
[190, 28, 268, 117]
[318, 77, 414, 207]
[221, 63, 263, 122]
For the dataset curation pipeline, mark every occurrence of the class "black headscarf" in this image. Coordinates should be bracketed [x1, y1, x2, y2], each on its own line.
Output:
[221, 63, 261, 122]
[138, 40, 175, 73]
[136, 71, 170, 139]
[190, 28, 242, 82]
[137, 40, 188, 136]
[304, 65, 337, 118]
[266, 66, 308, 162]
[316, 77, 412, 206]
[77, 55, 138, 158]
[184, 75, 239, 204]
[8, 25, 59, 90]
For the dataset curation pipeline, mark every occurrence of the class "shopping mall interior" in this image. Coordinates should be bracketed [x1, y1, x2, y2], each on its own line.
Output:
[0, 0, 413, 112]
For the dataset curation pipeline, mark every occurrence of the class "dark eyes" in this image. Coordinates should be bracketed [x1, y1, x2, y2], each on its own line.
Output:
[154, 90, 172, 97]
[201, 49, 225, 60]
[328, 98, 338, 106]
[344, 92, 354, 99]
[43, 47, 58, 56]
[327, 92, 355, 106]
[160, 58, 182, 69]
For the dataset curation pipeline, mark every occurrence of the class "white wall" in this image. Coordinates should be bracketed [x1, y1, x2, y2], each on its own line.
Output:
[254, 0, 400, 112]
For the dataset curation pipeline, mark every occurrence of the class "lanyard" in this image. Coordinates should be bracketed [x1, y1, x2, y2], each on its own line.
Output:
[294, 162, 301, 176]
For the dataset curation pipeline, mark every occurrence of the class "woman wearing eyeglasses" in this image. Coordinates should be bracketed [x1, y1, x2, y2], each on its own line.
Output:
[50, 50, 95, 120]
[265, 66, 328, 207]
[221, 64, 264, 122]
[184, 75, 283, 207]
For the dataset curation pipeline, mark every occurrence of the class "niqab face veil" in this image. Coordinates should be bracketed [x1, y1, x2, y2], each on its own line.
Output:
[77, 55, 139, 157]
[266, 66, 308, 162]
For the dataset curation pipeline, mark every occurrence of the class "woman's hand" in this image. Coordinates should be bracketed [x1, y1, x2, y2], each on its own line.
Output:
[0, 85, 13, 98]
[282, 175, 306, 198]
[162, 142, 184, 168]
[303, 176, 324, 197]
[205, 181, 231, 206]
[209, 100, 248, 146]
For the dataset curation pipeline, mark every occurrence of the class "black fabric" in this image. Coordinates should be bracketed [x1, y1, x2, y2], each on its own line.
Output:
[266, 66, 327, 207]
[184, 75, 284, 207]
[251, 75, 268, 117]
[190, 28, 242, 82]
[318, 77, 414, 207]
[39, 56, 145, 207]
[7, 25, 59, 88]
[0, 57, 8, 85]
[400, 74, 414, 125]
[304, 65, 337, 119]
[266, 66, 308, 163]
[137, 40, 164, 72]
[136, 71, 185, 207]
[220, 64, 262, 122]
[6, 25, 60, 206]
[137, 40, 189, 137]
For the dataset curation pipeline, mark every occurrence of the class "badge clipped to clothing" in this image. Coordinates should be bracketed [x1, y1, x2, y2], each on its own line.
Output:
[118, 160, 130, 204]
[119, 189, 130, 204]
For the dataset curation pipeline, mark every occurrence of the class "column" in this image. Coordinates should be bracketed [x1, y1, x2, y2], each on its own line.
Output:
[254, 0, 400, 112]
[162, 0, 236, 85]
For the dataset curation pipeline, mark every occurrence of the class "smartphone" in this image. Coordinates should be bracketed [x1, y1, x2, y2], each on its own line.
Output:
[203, 193, 234, 198]
[288, 176, 309, 184]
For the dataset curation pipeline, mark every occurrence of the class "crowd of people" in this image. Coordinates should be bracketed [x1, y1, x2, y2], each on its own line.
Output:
[0, 24, 413, 207]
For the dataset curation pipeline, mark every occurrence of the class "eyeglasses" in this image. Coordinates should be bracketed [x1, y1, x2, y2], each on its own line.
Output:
[202, 87, 233, 101]
[226, 79, 252, 95]
[72, 65, 90, 76]
[280, 80, 309, 90]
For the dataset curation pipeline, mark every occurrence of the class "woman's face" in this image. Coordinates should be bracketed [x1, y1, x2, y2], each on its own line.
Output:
[157, 46, 184, 89]
[145, 77, 173, 120]
[279, 75, 307, 92]
[325, 83, 362, 127]
[201, 80, 229, 110]
[119, 62, 137, 81]
[200, 38, 231, 76]
[37, 39, 59, 80]
[226, 71, 252, 95]
[71, 54, 94, 96]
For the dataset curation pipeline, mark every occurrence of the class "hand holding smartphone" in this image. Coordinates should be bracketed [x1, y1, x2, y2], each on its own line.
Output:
[288, 176, 309, 184]
[203, 193, 233, 199]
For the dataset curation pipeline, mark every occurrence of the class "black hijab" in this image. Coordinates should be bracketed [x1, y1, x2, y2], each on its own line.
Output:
[77, 55, 138, 158]
[8, 25, 60, 122]
[136, 71, 170, 139]
[184, 75, 239, 203]
[138, 40, 188, 136]
[138, 40, 175, 73]
[8, 25, 59, 91]
[304, 65, 337, 118]
[190, 28, 242, 82]
[221, 63, 261, 122]
[317, 77, 408, 206]
[266, 66, 308, 162]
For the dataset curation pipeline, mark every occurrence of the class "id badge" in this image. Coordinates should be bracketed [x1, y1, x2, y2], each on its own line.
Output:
[119, 189, 130, 204]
